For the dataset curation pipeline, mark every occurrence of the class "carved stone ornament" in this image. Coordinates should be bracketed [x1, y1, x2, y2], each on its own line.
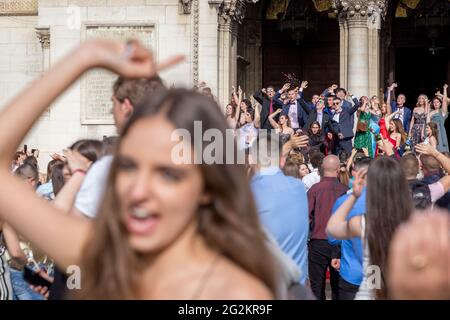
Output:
[0, 0, 38, 16]
[213, 0, 259, 24]
[180, 0, 192, 14]
[332, 0, 387, 28]
[35, 26, 50, 49]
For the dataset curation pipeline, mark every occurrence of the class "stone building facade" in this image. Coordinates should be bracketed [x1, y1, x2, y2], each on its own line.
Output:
[0, 0, 448, 169]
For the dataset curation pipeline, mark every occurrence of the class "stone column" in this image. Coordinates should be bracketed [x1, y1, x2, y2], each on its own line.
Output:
[36, 26, 51, 116]
[210, 0, 251, 108]
[333, 1, 386, 97]
[35, 26, 50, 71]
[347, 17, 369, 97]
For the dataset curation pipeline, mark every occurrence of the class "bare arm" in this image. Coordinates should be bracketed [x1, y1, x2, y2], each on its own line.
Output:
[326, 194, 358, 240]
[327, 168, 366, 239]
[0, 40, 183, 269]
[386, 110, 399, 124]
[268, 110, 281, 130]
[416, 144, 450, 192]
[3, 223, 27, 265]
[409, 110, 415, 136]
[386, 84, 394, 115]
[234, 86, 243, 129]
[443, 84, 448, 116]
[430, 136, 437, 149]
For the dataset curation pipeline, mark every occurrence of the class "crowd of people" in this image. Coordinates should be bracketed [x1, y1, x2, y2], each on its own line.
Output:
[0, 39, 449, 301]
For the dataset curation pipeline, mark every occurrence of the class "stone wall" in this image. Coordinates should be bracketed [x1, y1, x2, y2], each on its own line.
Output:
[0, 0, 221, 171]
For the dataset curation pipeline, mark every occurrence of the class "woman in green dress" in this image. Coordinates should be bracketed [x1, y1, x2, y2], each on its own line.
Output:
[354, 96, 374, 158]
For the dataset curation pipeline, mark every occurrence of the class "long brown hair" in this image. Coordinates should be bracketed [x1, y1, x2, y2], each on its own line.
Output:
[78, 89, 279, 299]
[366, 157, 412, 299]
[427, 122, 439, 145]
[390, 119, 407, 145]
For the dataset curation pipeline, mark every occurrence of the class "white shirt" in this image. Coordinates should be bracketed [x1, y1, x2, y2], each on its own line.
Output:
[288, 102, 300, 129]
[395, 106, 405, 124]
[332, 108, 342, 123]
[74, 155, 113, 219]
[316, 111, 323, 128]
[302, 169, 320, 192]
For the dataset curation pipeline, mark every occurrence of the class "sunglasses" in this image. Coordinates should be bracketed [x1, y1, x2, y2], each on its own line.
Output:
[333, 102, 340, 105]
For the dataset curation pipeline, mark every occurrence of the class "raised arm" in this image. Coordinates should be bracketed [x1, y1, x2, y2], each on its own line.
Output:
[298, 97, 311, 115]
[416, 143, 450, 193]
[348, 92, 361, 115]
[234, 86, 243, 129]
[443, 84, 448, 116]
[268, 109, 281, 130]
[386, 83, 396, 115]
[326, 168, 366, 239]
[52, 150, 91, 213]
[0, 40, 183, 269]
[253, 88, 264, 105]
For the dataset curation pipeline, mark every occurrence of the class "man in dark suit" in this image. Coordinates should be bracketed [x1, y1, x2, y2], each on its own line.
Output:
[322, 85, 354, 125]
[331, 95, 360, 155]
[274, 84, 308, 132]
[253, 86, 284, 131]
[299, 97, 340, 135]
[387, 83, 412, 133]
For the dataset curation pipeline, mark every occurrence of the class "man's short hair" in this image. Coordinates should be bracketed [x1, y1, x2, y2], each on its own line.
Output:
[333, 97, 342, 102]
[310, 152, 325, 169]
[15, 163, 39, 181]
[401, 154, 419, 178]
[354, 156, 372, 171]
[336, 88, 347, 95]
[112, 76, 165, 107]
[421, 154, 441, 172]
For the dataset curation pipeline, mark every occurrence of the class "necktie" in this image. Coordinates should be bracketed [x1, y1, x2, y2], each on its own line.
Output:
[269, 99, 273, 114]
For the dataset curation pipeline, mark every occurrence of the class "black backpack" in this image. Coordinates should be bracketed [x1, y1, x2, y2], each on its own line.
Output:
[408, 179, 432, 209]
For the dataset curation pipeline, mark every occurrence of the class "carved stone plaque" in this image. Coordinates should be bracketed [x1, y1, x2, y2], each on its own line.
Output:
[82, 24, 154, 124]
[0, 0, 38, 16]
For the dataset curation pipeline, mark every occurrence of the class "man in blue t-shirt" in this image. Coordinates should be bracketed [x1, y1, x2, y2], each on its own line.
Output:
[327, 157, 371, 300]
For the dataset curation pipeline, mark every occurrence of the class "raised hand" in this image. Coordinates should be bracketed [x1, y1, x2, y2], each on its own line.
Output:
[389, 83, 398, 91]
[282, 83, 291, 92]
[300, 81, 308, 89]
[415, 143, 439, 157]
[352, 167, 367, 198]
[63, 149, 91, 173]
[86, 39, 185, 79]
[290, 134, 309, 149]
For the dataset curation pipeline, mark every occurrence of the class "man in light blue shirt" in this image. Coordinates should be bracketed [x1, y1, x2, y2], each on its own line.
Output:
[251, 165, 309, 285]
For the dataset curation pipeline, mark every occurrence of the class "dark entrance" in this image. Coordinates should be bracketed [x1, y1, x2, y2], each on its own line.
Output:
[384, 0, 450, 140]
[239, 0, 339, 100]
